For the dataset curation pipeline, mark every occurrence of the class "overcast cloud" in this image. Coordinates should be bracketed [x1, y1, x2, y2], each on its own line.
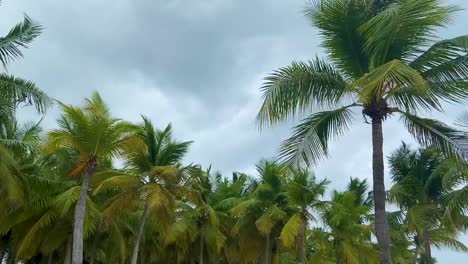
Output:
[2, 0, 467, 261]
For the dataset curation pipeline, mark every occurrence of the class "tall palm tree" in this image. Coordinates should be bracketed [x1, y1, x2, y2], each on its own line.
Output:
[93, 117, 195, 264]
[256, 1, 468, 262]
[389, 144, 468, 264]
[44, 92, 139, 264]
[280, 169, 328, 263]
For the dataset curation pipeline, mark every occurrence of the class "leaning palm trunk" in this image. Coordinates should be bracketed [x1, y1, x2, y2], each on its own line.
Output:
[130, 203, 150, 264]
[423, 230, 432, 264]
[371, 118, 392, 264]
[72, 171, 92, 264]
[264, 233, 270, 264]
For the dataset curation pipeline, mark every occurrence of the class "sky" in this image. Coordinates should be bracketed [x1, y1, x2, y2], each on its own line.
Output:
[2, 0, 468, 262]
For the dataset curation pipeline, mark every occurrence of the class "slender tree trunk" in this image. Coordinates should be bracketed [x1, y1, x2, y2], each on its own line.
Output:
[423, 230, 432, 264]
[413, 245, 419, 264]
[72, 171, 91, 264]
[65, 234, 72, 264]
[298, 215, 306, 264]
[89, 218, 102, 264]
[130, 203, 150, 264]
[48, 252, 54, 264]
[264, 233, 270, 264]
[371, 118, 392, 264]
[199, 233, 204, 264]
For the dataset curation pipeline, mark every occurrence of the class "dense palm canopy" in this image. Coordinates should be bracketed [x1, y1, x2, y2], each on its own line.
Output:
[257, 0, 468, 262]
[0, 0, 467, 264]
[389, 143, 468, 264]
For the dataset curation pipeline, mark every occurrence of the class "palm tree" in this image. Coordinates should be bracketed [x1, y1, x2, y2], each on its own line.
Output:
[311, 181, 378, 264]
[44, 92, 139, 264]
[256, 1, 468, 262]
[93, 117, 195, 264]
[389, 144, 468, 264]
[280, 168, 328, 263]
[231, 160, 288, 264]
[164, 169, 228, 264]
[0, 1, 49, 120]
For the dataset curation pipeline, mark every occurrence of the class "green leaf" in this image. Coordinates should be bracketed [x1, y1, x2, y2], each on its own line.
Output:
[257, 58, 349, 127]
[0, 14, 42, 67]
[360, 0, 456, 66]
[280, 213, 303, 249]
[0, 73, 51, 114]
[306, 0, 371, 79]
[279, 105, 355, 166]
[399, 112, 461, 157]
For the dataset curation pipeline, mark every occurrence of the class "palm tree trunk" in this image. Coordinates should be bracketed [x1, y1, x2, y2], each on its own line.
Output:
[48, 252, 54, 264]
[72, 172, 91, 264]
[130, 203, 150, 264]
[199, 233, 204, 264]
[413, 245, 419, 264]
[371, 118, 392, 264]
[423, 230, 432, 264]
[89, 218, 102, 264]
[65, 234, 72, 264]
[298, 215, 306, 264]
[264, 233, 270, 264]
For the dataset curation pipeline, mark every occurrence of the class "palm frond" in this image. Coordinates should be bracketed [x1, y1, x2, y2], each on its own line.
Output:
[399, 112, 461, 157]
[352, 59, 428, 106]
[360, 0, 456, 66]
[280, 213, 302, 249]
[0, 14, 42, 67]
[279, 105, 355, 166]
[257, 58, 350, 127]
[305, 0, 371, 79]
[411, 35, 468, 71]
[0, 74, 51, 114]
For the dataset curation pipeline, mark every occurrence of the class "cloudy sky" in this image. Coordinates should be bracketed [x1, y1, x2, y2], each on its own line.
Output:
[2, 0, 468, 261]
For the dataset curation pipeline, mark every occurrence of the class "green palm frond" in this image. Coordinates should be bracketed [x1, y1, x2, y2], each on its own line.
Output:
[53, 186, 80, 217]
[431, 228, 468, 252]
[360, 0, 456, 67]
[411, 35, 468, 72]
[305, 0, 371, 79]
[93, 174, 141, 194]
[101, 192, 138, 223]
[0, 74, 51, 114]
[399, 112, 461, 157]
[280, 213, 302, 249]
[279, 105, 355, 166]
[255, 204, 286, 234]
[15, 208, 57, 259]
[257, 58, 350, 126]
[352, 59, 428, 103]
[444, 186, 468, 214]
[0, 14, 42, 67]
